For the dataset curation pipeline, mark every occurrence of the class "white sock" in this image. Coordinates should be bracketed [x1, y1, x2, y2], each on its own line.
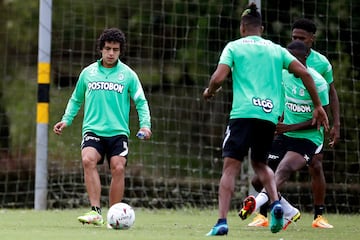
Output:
[279, 196, 295, 216]
[255, 192, 269, 212]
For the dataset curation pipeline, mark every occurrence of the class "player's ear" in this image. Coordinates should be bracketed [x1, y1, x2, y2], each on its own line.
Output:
[260, 25, 264, 34]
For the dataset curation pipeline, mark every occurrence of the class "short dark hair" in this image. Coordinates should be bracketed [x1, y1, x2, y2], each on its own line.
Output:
[287, 40, 309, 55]
[292, 18, 317, 34]
[97, 28, 126, 55]
[241, 2, 262, 27]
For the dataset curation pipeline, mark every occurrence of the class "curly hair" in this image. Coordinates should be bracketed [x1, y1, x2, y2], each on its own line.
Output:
[97, 28, 126, 56]
[292, 18, 317, 34]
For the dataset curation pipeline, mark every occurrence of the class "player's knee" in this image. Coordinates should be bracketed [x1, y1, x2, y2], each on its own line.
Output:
[309, 155, 323, 173]
[81, 155, 97, 168]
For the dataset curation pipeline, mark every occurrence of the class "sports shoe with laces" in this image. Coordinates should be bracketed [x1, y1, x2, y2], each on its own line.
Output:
[270, 203, 283, 233]
[248, 213, 269, 227]
[283, 208, 301, 230]
[312, 215, 334, 228]
[206, 222, 228, 236]
[77, 210, 104, 226]
[239, 195, 256, 220]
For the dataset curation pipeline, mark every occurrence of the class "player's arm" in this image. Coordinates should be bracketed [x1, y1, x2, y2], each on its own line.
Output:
[54, 73, 86, 134]
[203, 64, 230, 100]
[131, 76, 152, 140]
[288, 60, 329, 131]
[328, 82, 340, 147]
[277, 105, 329, 134]
[276, 120, 313, 135]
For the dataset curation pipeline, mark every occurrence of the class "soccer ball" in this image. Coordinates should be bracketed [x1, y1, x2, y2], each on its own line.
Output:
[107, 202, 135, 230]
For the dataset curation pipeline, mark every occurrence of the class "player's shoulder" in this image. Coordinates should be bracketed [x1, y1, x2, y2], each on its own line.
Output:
[309, 49, 330, 63]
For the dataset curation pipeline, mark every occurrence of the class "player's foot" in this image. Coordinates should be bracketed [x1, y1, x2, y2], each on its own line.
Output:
[248, 213, 269, 227]
[270, 203, 283, 233]
[283, 208, 301, 230]
[77, 210, 104, 226]
[239, 195, 256, 220]
[312, 215, 334, 228]
[206, 222, 228, 236]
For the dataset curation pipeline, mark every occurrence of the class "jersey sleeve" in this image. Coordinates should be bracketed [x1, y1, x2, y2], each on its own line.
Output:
[129, 72, 151, 129]
[281, 47, 297, 69]
[61, 70, 86, 126]
[218, 42, 234, 67]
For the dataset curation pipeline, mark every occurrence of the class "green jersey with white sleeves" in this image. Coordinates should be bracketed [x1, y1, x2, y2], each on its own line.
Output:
[219, 36, 296, 124]
[282, 67, 329, 146]
[61, 59, 151, 137]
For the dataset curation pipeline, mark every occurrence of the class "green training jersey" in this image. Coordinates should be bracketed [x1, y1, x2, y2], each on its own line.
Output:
[219, 35, 296, 124]
[306, 49, 333, 85]
[282, 67, 329, 146]
[61, 59, 151, 137]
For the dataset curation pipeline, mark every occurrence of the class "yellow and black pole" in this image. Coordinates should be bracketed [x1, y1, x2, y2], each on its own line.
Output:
[35, 0, 52, 210]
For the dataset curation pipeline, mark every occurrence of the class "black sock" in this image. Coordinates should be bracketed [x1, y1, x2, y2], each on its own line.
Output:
[259, 202, 269, 217]
[217, 218, 227, 225]
[92, 206, 102, 215]
[314, 205, 325, 219]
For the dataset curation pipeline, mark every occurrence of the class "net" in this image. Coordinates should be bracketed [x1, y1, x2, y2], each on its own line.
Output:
[0, 0, 359, 213]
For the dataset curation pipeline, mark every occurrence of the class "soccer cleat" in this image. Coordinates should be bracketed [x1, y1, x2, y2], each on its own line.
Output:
[312, 215, 334, 229]
[248, 213, 269, 227]
[206, 223, 229, 236]
[239, 195, 256, 220]
[283, 208, 301, 230]
[77, 210, 104, 226]
[270, 204, 284, 233]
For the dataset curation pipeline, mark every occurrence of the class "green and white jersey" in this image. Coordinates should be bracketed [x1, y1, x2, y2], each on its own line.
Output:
[307, 49, 333, 85]
[61, 59, 151, 137]
[282, 67, 329, 146]
[219, 36, 296, 124]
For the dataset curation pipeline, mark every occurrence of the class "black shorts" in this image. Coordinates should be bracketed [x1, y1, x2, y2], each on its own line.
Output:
[267, 134, 322, 171]
[222, 118, 276, 163]
[81, 132, 128, 166]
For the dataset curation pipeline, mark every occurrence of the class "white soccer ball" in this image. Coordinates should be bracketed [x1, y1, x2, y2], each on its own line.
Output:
[107, 202, 135, 230]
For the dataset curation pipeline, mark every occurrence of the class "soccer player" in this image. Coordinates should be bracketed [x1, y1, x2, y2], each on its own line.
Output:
[248, 18, 339, 229]
[203, 3, 329, 236]
[292, 18, 339, 228]
[240, 40, 330, 230]
[53, 28, 152, 226]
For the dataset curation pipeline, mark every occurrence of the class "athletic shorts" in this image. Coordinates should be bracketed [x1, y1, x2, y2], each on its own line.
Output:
[222, 118, 276, 163]
[267, 134, 322, 171]
[81, 132, 128, 166]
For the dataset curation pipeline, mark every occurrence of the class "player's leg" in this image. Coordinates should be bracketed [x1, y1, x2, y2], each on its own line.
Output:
[107, 135, 129, 207]
[207, 157, 242, 236]
[109, 155, 127, 206]
[247, 175, 269, 227]
[250, 119, 283, 234]
[275, 151, 307, 188]
[207, 119, 247, 236]
[309, 153, 333, 228]
[78, 143, 104, 226]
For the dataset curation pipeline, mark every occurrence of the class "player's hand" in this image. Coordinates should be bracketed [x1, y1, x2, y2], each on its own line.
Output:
[203, 88, 214, 101]
[137, 127, 152, 140]
[203, 87, 222, 101]
[312, 106, 329, 131]
[53, 122, 67, 135]
[275, 122, 290, 135]
[328, 125, 340, 148]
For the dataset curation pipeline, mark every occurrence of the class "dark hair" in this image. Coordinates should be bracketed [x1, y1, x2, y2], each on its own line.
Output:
[292, 18, 317, 34]
[241, 2, 262, 27]
[97, 28, 126, 56]
[287, 40, 309, 53]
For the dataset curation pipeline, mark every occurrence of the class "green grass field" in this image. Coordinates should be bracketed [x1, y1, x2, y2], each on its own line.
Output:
[1, 208, 359, 240]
